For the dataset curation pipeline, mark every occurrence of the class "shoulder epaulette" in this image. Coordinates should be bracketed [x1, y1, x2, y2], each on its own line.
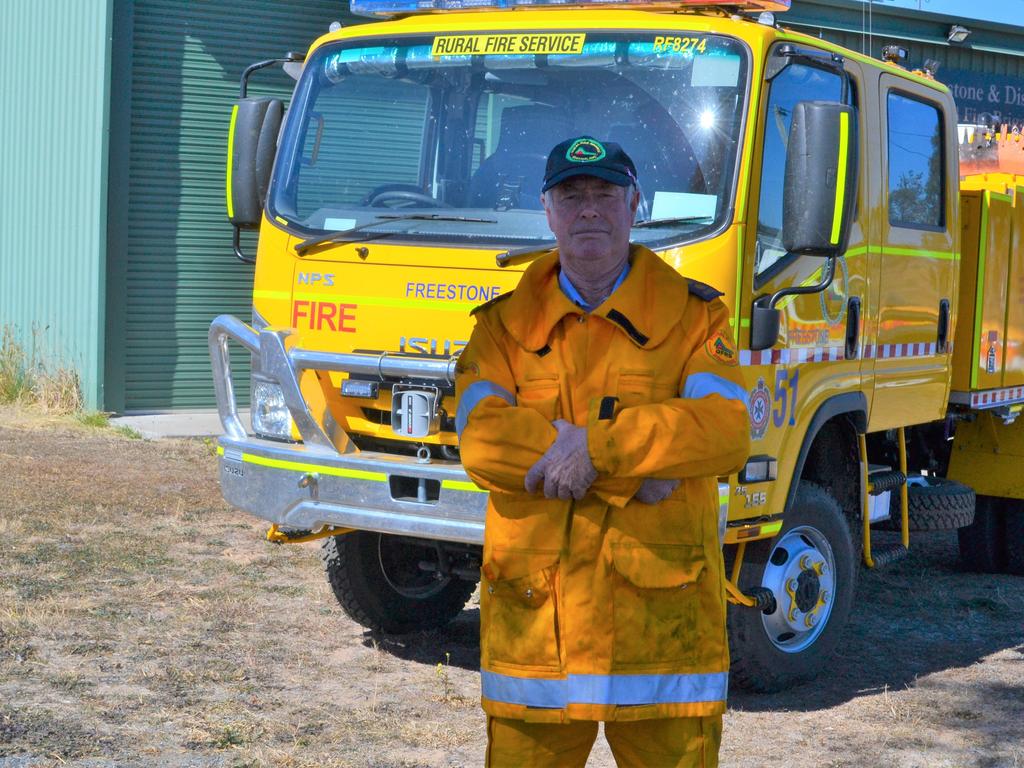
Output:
[687, 279, 724, 302]
[470, 290, 514, 316]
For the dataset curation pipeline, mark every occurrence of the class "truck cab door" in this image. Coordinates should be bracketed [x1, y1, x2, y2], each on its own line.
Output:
[869, 75, 958, 430]
[742, 50, 869, 497]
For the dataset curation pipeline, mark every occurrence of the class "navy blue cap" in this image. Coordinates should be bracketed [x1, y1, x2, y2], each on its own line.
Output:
[542, 136, 638, 192]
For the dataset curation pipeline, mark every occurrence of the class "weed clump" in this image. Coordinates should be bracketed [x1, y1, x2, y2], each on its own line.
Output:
[0, 326, 82, 414]
[36, 367, 83, 413]
[77, 411, 109, 428]
[0, 327, 33, 404]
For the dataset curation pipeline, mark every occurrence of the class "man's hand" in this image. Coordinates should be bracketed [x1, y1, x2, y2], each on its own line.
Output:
[524, 419, 597, 500]
[634, 478, 680, 504]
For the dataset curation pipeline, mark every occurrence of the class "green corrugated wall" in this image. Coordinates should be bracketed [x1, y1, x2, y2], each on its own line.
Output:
[111, 0, 357, 411]
[0, 1, 113, 410]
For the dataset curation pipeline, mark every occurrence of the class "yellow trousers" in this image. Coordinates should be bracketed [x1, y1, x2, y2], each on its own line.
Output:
[485, 715, 722, 768]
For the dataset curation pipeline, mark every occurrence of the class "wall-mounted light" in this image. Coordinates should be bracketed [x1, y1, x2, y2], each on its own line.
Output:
[948, 24, 971, 44]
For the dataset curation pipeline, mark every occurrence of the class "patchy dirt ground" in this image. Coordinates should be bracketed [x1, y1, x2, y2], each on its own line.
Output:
[1, 408, 1023, 767]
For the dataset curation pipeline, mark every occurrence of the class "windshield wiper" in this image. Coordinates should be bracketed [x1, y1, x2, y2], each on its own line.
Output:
[632, 216, 714, 229]
[496, 241, 556, 268]
[295, 213, 498, 255]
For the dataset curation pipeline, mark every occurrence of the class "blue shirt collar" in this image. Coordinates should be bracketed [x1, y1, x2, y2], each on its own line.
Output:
[558, 260, 631, 313]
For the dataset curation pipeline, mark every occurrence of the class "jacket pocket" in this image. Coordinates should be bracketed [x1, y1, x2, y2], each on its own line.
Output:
[516, 377, 561, 421]
[610, 487, 704, 552]
[617, 370, 677, 408]
[616, 370, 653, 408]
[481, 549, 561, 671]
[610, 543, 705, 669]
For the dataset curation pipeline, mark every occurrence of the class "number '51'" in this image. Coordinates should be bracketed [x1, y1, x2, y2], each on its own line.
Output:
[772, 369, 798, 428]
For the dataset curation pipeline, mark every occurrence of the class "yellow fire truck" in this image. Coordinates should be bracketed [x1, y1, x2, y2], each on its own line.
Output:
[211, 0, 1024, 692]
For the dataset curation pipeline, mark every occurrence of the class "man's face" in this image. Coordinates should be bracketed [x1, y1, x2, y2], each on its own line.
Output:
[542, 176, 640, 278]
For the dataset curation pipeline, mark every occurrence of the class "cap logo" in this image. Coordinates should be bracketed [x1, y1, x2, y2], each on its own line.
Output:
[566, 138, 606, 163]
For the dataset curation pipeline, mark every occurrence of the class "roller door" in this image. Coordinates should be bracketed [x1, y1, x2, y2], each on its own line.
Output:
[123, 0, 354, 409]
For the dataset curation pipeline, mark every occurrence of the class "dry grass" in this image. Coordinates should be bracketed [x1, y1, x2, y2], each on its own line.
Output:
[0, 327, 34, 404]
[34, 368, 83, 414]
[0, 326, 82, 414]
[1, 408, 1023, 767]
[0, 409, 484, 767]
[881, 683, 922, 726]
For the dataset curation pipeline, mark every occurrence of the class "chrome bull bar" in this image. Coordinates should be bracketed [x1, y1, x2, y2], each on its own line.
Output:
[208, 314, 485, 544]
[208, 314, 459, 452]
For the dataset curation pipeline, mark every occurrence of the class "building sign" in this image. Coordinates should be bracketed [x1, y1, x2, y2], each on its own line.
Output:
[944, 68, 1024, 127]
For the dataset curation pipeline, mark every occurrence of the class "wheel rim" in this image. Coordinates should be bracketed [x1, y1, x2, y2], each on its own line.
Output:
[759, 525, 837, 653]
[376, 535, 451, 599]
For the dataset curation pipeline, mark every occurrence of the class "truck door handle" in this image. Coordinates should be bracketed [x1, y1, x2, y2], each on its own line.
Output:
[937, 298, 950, 353]
[845, 297, 861, 360]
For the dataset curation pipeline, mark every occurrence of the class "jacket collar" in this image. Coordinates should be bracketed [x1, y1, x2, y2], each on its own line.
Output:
[498, 244, 690, 352]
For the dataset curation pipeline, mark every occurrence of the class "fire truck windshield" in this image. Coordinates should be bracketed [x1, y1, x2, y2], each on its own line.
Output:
[268, 32, 750, 249]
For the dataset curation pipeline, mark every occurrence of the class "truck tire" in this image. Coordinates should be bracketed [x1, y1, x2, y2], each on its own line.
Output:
[958, 495, 1007, 574]
[1003, 502, 1024, 576]
[321, 531, 477, 634]
[728, 482, 857, 693]
[879, 477, 975, 532]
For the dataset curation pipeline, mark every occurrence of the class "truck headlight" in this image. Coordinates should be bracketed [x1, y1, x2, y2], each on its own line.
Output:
[251, 381, 294, 440]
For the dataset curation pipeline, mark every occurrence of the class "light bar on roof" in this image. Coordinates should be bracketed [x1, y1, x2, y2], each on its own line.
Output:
[351, 0, 790, 19]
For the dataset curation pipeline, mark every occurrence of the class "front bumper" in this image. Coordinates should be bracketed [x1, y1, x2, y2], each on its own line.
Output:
[218, 435, 487, 544]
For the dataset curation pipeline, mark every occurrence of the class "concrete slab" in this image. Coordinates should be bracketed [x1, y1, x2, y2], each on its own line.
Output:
[109, 410, 248, 440]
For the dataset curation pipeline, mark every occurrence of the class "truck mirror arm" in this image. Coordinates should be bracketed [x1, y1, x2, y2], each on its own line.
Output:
[233, 226, 255, 265]
[239, 52, 306, 99]
[749, 255, 837, 351]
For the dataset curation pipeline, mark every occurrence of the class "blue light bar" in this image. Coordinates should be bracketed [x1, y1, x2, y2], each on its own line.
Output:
[351, 0, 790, 19]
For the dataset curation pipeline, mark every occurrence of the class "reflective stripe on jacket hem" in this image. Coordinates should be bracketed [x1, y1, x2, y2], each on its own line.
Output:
[681, 372, 749, 406]
[456, 380, 515, 437]
[480, 670, 728, 709]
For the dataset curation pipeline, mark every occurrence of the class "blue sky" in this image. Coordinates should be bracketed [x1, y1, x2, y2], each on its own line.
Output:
[852, 0, 1023, 26]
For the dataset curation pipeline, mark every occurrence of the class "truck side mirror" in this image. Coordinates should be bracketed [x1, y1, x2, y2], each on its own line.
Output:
[750, 102, 856, 350]
[227, 97, 284, 229]
[783, 101, 858, 257]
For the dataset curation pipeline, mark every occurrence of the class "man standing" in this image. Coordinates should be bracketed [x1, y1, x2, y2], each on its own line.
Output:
[456, 136, 750, 767]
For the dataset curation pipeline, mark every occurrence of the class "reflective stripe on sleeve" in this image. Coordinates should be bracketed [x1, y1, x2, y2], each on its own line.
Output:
[481, 670, 728, 709]
[681, 372, 749, 406]
[456, 380, 515, 438]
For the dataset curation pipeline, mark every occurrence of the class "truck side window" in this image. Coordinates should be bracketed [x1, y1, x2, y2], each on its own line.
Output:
[755, 61, 847, 281]
[887, 92, 945, 229]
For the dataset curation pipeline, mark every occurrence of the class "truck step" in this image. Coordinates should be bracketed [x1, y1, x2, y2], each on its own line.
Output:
[869, 470, 906, 495]
[871, 544, 909, 567]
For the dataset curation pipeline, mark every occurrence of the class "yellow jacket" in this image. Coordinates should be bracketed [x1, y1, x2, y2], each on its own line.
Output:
[456, 245, 750, 723]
